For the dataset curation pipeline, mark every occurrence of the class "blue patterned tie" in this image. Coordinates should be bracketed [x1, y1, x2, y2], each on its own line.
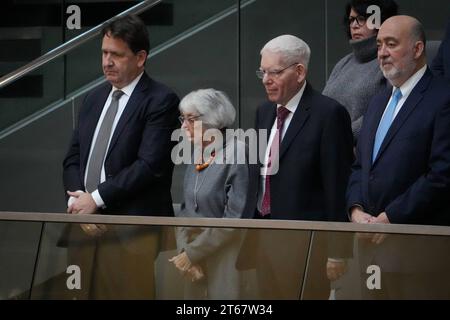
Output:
[372, 88, 402, 163]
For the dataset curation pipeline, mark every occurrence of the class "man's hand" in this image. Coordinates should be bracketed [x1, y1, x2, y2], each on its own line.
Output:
[67, 191, 97, 214]
[66, 190, 84, 213]
[350, 207, 375, 223]
[370, 211, 390, 244]
[351, 207, 377, 240]
[372, 212, 390, 224]
[326, 259, 347, 281]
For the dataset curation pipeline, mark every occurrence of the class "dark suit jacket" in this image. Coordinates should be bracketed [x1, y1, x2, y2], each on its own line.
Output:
[431, 19, 450, 81]
[243, 83, 353, 298]
[63, 72, 180, 216]
[256, 83, 353, 222]
[347, 68, 450, 226]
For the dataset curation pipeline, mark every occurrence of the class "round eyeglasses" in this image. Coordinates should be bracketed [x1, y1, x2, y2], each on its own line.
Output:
[178, 114, 202, 124]
[256, 62, 299, 79]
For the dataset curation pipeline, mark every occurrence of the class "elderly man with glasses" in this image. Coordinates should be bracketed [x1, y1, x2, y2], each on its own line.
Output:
[243, 34, 354, 299]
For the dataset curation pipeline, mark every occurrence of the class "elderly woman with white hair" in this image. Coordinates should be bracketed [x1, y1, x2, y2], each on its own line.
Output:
[169, 88, 257, 299]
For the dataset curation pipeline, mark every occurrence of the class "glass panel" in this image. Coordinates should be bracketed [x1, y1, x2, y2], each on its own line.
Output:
[0, 57, 65, 131]
[1, 220, 448, 300]
[31, 223, 311, 299]
[303, 230, 450, 300]
[0, 220, 43, 300]
[0, 0, 63, 130]
[31, 223, 168, 299]
[64, 0, 238, 96]
[0, 99, 74, 213]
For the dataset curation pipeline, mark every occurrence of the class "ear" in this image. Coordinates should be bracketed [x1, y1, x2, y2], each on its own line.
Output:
[296, 63, 307, 83]
[136, 50, 147, 68]
[413, 41, 425, 60]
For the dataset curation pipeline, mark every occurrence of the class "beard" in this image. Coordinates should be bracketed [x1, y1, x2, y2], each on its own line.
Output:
[381, 65, 400, 80]
[380, 53, 417, 85]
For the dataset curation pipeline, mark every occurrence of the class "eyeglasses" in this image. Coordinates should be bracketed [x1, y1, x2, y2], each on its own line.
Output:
[178, 114, 202, 124]
[348, 15, 367, 26]
[256, 62, 299, 79]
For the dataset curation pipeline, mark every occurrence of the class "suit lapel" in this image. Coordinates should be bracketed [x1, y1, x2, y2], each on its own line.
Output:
[372, 69, 432, 165]
[106, 73, 150, 158]
[279, 84, 311, 159]
[261, 104, 276, 143]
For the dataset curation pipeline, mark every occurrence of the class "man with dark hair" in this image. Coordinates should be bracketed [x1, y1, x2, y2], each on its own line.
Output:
[64, 14, 179, 219]
[62, 14, 179, 298]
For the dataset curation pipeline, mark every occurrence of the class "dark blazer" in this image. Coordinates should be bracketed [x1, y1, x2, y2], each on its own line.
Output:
[431, 19, 450, 81]
[245, 83, 353, 298]
[347, 68, 450, 226]
[256, 83, 353, 222]
[63, 72, 180, 216]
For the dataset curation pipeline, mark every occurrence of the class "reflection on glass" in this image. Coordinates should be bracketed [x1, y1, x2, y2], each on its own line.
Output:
[237, 229, 311, 300]
[309, 231, 450, 300]
[32, 223, 168, 299]
[0, 221, 42, 300]
[169, 227, 246, 299]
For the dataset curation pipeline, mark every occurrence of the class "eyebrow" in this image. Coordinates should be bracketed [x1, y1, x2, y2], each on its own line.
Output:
[377, 36, 398, 42]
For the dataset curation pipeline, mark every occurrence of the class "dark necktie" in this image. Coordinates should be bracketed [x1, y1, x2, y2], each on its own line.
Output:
[260, 106, 291, 216]
[85, 90, 124, 192]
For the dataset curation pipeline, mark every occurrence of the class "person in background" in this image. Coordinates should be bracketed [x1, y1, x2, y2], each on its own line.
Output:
[61, 14, 179, 299]
[431, 18, 450, 80]
[169, 88, 257, 299]
[323, 0, 398, 142]
[347, 16, 450, 299]
[250, 34, 353, 299]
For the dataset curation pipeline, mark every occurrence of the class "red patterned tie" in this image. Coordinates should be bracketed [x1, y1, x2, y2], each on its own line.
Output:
[260, 106, 290, 216]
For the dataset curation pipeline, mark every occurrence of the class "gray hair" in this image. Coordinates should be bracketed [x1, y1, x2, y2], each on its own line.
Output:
[261, 34, 311, 69]
[411, 19, 427, 50]
[179, 88, 236, 129]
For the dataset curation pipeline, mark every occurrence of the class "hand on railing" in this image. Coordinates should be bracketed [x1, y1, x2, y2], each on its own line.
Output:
[67, 190, 107, 237]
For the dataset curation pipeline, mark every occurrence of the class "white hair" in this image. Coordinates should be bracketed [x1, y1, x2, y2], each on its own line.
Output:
[179, 88, 236, 129]
[261, 34, 311, 69]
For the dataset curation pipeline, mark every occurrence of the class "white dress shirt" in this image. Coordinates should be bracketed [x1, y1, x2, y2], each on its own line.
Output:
[257, 81, 307, 212]
[382, 65, 427, 121]
[68, 72, 144, 208]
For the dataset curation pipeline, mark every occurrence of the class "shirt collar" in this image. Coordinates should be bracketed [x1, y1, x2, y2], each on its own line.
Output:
[277, 80, 307, 114]
[395, 65, 427, 99]
[112, 71, 144, 97]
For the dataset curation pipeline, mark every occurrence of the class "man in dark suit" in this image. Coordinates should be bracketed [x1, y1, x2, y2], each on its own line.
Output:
[347, 16, 450, 298]
[431, 18, 450, 81]
[61, 15, 179, 299]
[250, 35, 353, 299]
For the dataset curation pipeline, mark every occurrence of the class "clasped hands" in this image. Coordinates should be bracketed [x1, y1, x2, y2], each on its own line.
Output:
[169, 252, 204, 282]
[67, 190, 107, 237]
[351, 208, 389, 244]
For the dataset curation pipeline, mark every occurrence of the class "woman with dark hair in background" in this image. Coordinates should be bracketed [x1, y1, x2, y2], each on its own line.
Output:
[323, 0, 398, 143]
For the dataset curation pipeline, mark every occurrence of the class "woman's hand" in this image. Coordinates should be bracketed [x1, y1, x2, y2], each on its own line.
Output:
[169, 252, 192, 272]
